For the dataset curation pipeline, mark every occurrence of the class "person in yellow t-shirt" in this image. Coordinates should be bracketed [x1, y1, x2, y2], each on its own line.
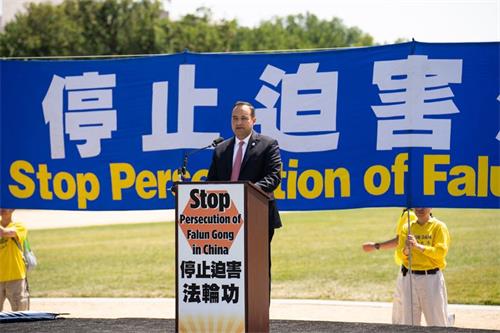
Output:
[362, 209, 417, 324]
[397, 207, 451, 327]
[0, 208, 29, 311]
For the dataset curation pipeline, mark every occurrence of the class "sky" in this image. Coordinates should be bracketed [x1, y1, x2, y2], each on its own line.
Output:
[165, 0, 499, 43]
[0, 0, 498, 43]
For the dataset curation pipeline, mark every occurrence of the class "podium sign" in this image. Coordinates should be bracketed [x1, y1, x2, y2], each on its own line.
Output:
[176, 182, 246, 332]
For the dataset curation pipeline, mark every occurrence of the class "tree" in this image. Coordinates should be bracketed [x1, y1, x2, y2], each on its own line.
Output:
[0, 1, 374, 57]
[233, 13, 374, 51]
[0, 0, 165, 57]
[0, 2, 85, 57]
[158, 7, 238, 53]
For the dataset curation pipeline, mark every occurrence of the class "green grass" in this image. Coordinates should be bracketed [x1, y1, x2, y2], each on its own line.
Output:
[29, 223, 175, 297]
[28, 208, 499, 304]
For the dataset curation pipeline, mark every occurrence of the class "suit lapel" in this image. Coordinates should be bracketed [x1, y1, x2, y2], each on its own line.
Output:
[241, 131, 259, 171]
[226, 137, 236, 176]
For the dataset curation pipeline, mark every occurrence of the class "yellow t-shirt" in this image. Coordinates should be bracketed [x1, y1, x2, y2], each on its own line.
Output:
[393, 209, 417, 265]
[0, 222, 28, 282]
[397, 216, 450, 271]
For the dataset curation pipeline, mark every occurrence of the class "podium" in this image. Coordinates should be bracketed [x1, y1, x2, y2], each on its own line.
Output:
[175, 181, 270, 333]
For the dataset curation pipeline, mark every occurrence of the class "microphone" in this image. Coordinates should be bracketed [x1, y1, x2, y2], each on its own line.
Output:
[211, 137, 224, 147]
[179, 137, 224, 181]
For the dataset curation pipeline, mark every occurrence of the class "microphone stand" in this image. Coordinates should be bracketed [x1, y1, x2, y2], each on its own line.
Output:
[178, 137, 224, 182]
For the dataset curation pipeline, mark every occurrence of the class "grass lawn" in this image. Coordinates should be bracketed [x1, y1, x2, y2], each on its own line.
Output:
[28, 208, 499, 305]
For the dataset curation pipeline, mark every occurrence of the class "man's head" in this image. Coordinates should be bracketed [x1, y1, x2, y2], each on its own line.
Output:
[231, 101, 256, 140]
[0, 208, 14, 226]
[414, 208, 432, 222]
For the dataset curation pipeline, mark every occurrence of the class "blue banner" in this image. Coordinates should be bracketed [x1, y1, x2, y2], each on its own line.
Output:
[1, 41, 499, 210]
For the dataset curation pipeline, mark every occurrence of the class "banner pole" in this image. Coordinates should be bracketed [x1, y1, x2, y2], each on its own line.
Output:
[406, 208, 414, 326]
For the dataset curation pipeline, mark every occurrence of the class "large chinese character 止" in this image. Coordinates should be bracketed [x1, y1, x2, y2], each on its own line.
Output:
[254, 63, 340, 152]
[142, 64, 220, 151]
[195, 260, 211, 278]
[371, 55, 462, 150]
[42, 72, 117, 159]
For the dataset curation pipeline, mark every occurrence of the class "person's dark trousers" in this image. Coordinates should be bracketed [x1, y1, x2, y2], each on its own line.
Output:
[268, 227, 275, 304]
[268, 200, 280, 305]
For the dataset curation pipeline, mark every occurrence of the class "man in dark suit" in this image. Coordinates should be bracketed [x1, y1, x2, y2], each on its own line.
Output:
[207, 101, 282, 241]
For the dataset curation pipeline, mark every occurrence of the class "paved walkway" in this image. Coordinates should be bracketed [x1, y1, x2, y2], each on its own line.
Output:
[0, 298, 493, 330]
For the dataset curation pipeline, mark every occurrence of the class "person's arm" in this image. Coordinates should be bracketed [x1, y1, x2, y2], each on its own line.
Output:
[362, 236, 398, 252]
[254, 139, 281, 193]
[397, 228, 409, 258]
[0, 225, 19, 238]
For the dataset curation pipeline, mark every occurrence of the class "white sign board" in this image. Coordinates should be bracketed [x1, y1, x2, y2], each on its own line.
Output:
[177, 183, 246, 332]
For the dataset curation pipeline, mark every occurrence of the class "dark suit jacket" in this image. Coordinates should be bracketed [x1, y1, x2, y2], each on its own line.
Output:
[207, 131, 282, 230]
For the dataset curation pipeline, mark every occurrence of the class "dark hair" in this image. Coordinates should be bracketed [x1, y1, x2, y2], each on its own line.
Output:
[233, 101, 255, 117]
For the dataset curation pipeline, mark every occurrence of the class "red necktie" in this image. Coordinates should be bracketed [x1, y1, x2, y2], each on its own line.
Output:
[230, 141, 244, 181]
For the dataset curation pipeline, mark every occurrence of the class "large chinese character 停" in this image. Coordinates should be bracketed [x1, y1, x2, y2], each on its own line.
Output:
[42, 72, 117, 159]
[180, 260, 196, 278]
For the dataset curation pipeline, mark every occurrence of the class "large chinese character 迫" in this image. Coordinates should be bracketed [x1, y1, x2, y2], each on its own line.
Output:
[254, 63, 340, 152]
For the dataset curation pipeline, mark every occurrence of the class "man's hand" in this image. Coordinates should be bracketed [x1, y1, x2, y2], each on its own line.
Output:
[170, 184, 177, 194]
[0, 226, 16, 238]
[362, 242, 377, 252]
[405, 234, 424, 252]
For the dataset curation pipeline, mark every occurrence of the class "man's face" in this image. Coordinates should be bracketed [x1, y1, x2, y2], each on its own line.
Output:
[0, 209, 14, 224]
[414, 208, 432, 220]
[231, 105, 255, 140]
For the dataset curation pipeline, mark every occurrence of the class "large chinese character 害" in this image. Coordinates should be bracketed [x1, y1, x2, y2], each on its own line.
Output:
[226, 260, 242, 279]
[371, 55, 462, 150]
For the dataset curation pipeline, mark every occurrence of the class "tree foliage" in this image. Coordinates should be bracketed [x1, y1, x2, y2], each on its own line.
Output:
[160, 8, 239, 53]
[0, 0, 374, 57]
[0, 0, 164, 56]
[233, 14, 373, 51]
